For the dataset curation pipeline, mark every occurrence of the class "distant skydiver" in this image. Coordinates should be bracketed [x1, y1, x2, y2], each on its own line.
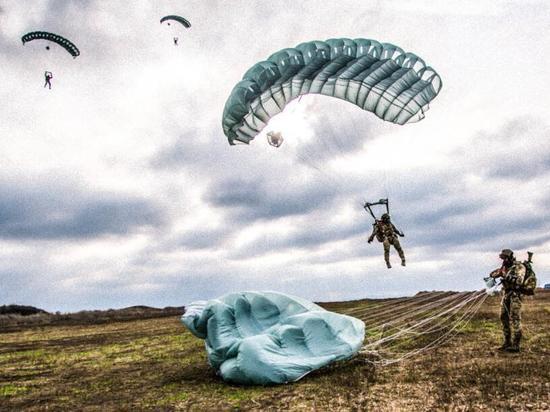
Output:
[174, 37, 179, 46]
[44, 71, 53, 89]
[489, 249, 537, 352]
[368, 213, 405, 269]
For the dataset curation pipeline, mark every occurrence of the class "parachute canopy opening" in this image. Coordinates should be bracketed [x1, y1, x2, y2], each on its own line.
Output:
[222, 38, 442, 145]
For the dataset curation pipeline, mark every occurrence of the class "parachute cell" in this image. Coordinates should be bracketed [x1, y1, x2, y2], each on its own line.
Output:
[21, 31, 80, 58]
[222, 38, 442, 145]
[160, 15, 191, 28]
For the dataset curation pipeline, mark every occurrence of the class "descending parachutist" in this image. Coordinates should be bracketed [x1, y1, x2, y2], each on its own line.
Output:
[367, 213, 406, 269]
[174, 37, 179, 46]
[44, 71, 53, 89]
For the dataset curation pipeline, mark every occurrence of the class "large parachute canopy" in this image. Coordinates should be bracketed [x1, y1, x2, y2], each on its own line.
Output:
[160, 15, 191, 28]
[222, 38, 442, 145]
[21, 31, 80, 58]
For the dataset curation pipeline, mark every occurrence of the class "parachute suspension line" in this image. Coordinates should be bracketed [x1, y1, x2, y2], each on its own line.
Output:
[352, 290, 488, 365]
[369, 294, 487, 366]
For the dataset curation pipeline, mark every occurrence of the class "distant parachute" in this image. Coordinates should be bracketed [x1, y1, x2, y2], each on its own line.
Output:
[21, 31, 80, 58]
[160, 15, 191, 28]
[222, 38, 442, 145]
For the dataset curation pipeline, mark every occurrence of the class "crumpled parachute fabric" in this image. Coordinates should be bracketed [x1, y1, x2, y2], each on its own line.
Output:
[181, 291, 365, 385]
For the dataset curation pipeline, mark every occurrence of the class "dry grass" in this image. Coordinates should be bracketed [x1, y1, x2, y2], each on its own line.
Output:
[1, 291, 548, 411]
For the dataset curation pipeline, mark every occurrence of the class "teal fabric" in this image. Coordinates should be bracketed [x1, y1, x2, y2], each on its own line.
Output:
[181, 291, 365, 385]
[222, 38, 442, 145]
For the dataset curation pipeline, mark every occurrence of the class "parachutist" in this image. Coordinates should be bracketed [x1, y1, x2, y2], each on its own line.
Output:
[173, 37, 179, 46]
[267, 131, 283, 147]
[368, 213, 406, 269]
[490, 249, 537, 352]
[44, 71, 53, 89]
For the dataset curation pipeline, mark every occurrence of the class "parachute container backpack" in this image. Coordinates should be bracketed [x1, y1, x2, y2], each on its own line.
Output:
[222, 38, 442, 145]
[181, 291, 365, 385]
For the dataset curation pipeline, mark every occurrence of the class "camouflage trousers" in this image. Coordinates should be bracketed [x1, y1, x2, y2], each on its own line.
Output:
[500, 291, 522, 340]
[383, 237, 405, 266]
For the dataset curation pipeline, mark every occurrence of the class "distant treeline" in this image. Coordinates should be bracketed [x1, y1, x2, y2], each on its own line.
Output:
[0, 305, 185, 333]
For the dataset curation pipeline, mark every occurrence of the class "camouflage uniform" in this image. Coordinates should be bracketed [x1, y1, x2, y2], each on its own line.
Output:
[499, 261, 526, 351]
[368, 220, 405, 268]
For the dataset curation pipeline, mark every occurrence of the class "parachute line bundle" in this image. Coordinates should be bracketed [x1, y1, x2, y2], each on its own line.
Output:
[222, 38, 442, 145]
[342, 290, 488, 365]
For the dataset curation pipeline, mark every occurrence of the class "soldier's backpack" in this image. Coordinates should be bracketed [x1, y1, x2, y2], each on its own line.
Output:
[520, 261, 537, 295]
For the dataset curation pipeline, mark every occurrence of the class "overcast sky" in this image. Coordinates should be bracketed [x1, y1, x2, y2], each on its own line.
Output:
[1, 0, 549, 312]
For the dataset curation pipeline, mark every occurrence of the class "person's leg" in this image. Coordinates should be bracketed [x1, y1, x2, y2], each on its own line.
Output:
[507, 294, 522, 352]
[383, 239, 391, 268]
[499, 294, 511, 350]
[393, 237, 406, 266]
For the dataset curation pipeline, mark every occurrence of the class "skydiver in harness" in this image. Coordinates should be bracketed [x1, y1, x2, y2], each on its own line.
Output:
[44, 71, 53, 89]
[365, 199, 406, 269]
[173, 37, 179, 46]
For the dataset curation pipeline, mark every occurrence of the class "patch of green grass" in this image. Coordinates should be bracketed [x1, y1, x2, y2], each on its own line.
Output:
[0, 384, 29, 397]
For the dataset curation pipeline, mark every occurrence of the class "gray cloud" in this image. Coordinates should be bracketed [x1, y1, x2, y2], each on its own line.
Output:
[0, 177, 165, 240]
[204, 175, 340, 221]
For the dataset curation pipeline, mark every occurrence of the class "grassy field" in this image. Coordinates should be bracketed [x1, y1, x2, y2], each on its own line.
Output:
[1, 291, 548, 411]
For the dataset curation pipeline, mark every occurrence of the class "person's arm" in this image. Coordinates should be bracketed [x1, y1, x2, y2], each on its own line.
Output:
[367, 224, 377, 243]
[392, 223, 404, 237]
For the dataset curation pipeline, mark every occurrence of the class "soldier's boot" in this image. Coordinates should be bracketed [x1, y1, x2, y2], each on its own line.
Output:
[497, 333, 511, 351]
[506, 332, 522, 353]
[386, 262, 392, 269]
[401, 259, 406, 267]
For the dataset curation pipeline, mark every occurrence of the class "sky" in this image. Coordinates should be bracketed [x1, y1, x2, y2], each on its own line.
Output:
[1, 0, 549, 312]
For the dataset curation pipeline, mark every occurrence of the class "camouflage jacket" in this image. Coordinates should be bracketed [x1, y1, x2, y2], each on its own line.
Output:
[492, 261, 526, 292]
[369, 221, 402, 242]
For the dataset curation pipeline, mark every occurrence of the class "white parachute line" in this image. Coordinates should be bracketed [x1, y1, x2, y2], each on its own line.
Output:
[378, 291, 485, 346]
[341, 294, 423, 316]
[346, 291, 450, 318]
[360, 292, 467, 326]
[351, 291, 453, 321]
[371, 293, 488, 365]
[362, 290, 485, 349]
[361, 292, 478, 345]
[372, 294, 487, 362]
[361, 291, 474, 333]
[366, 293, 486, 365]
[384, 291, 484, 338]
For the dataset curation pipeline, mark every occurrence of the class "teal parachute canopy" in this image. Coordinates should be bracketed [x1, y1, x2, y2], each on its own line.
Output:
[21, 31, 80, 58]
[181, 291, 365, 385]
[160, 15, 191, 28]
[222, 38, 442, 145]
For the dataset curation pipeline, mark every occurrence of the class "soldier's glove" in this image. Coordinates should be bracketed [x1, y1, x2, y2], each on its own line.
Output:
[399, 232, 405, 237]
[368, 238, 373, 244]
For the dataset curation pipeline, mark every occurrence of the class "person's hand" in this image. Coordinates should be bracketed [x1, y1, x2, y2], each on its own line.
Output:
[399, 232, 405, 237]
[368, 238, 373, 244]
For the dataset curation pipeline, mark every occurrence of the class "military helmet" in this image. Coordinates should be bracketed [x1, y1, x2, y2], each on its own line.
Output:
[499, 249, 514, 259]
[381, 213, 390, 222]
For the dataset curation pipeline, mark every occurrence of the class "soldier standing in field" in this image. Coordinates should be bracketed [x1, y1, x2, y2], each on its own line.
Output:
[368, 213, 406, 269]
[489, 249, 536, 353]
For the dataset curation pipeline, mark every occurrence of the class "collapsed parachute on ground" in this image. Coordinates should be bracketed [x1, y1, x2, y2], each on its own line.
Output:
[160, 15, 191, 28]
[181, 291, 365, 385]
[21, 31, 80, 58]
[222, 38, 442, 145]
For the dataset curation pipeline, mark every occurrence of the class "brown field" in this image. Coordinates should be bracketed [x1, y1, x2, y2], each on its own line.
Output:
[1, 290, 549, 411]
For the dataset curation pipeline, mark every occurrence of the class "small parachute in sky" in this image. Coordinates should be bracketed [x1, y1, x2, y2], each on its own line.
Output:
[160, 15, 191, 28]
[267, 131, 284, 148]
[21, 31, 80, 58]
[222, 38, 442, 145]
